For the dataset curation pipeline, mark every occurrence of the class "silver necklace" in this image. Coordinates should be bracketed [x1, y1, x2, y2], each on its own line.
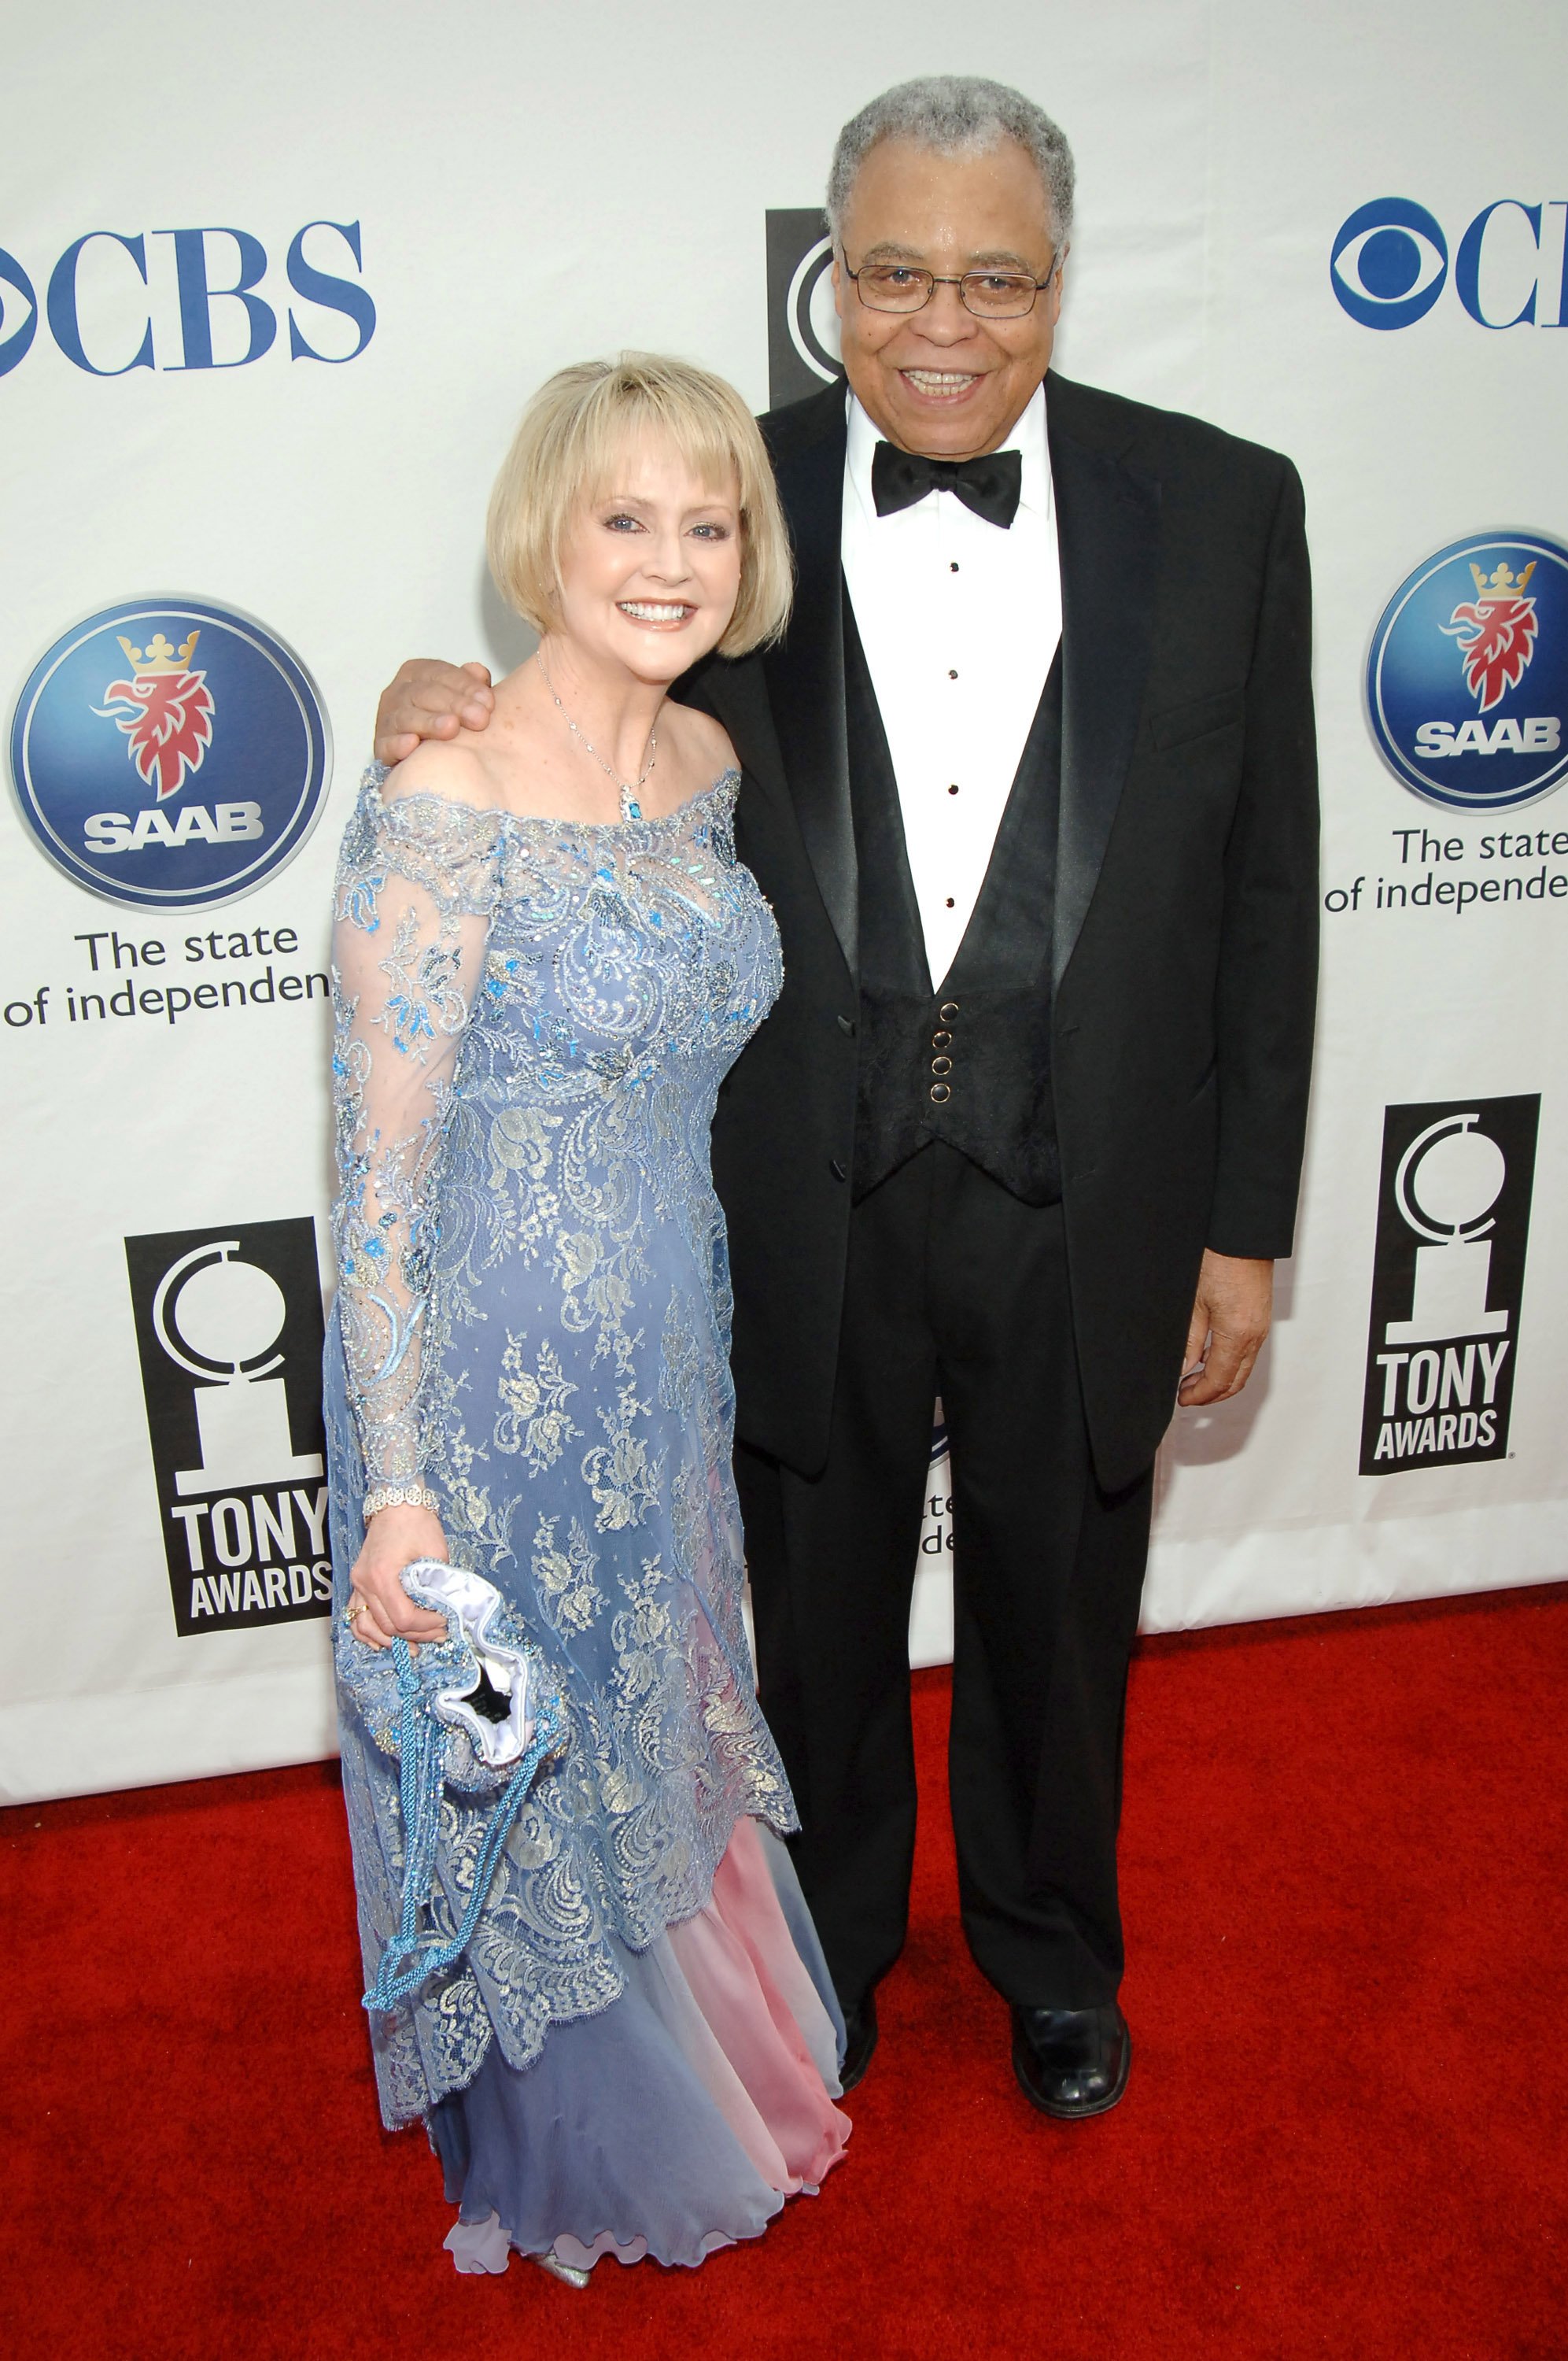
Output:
[535, 651, 657, 820]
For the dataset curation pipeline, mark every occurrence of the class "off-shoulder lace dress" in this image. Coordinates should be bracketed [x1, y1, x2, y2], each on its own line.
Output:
[324, 766, 847, 2273]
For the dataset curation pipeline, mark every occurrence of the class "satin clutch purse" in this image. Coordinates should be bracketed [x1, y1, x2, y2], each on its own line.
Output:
[336, 1560, 568, 2012]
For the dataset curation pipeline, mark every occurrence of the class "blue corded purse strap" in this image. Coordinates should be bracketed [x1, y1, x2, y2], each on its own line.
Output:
[362, 1633, 566, 2015]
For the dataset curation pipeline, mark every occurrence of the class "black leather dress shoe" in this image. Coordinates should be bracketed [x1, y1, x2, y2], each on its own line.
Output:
[1011, 2003, 1131, 2119]
[839, 1990, 879, 2093]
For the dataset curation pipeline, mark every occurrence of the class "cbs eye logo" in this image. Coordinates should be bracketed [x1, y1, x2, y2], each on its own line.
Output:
[1331, 199, 1448, 330]
[1332, 194, 1567, 331]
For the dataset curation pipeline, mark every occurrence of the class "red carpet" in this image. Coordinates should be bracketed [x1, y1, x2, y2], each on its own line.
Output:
[6, 1583, 1567, 2360]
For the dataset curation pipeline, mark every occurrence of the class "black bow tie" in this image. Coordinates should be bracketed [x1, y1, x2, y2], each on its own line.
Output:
[871, 440, 1023, 529]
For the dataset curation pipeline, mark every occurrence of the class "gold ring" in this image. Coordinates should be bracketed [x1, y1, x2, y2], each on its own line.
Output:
[345, 1600, 364, 1624]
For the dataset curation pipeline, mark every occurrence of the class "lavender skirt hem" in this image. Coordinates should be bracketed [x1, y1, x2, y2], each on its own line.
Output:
[428, 1817, 850, 2274]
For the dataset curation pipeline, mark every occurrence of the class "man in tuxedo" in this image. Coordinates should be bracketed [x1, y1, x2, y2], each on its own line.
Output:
[375, 76, 1317, 2119]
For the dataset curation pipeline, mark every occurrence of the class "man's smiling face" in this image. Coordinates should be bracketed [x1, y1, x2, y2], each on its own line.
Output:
[832, 134, 1064, 462]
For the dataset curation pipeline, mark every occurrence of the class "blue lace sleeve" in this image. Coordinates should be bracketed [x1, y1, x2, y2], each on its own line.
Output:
[330, 766, 504, 1492]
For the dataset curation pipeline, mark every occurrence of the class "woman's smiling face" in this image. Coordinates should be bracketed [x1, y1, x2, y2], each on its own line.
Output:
[555, 430, 743, 682]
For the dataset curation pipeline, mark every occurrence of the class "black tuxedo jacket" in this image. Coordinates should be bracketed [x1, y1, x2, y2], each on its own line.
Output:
[683, 371, 1319, 1494]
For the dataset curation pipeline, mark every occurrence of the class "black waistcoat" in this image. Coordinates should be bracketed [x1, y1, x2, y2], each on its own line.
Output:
[847, 599, 1063, 1206]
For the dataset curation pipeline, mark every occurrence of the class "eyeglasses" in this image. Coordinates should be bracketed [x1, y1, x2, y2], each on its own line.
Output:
[843, 253, 1062, 320]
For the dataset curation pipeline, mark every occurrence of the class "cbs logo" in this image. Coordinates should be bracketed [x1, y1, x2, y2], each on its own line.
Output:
[0, 220, 374, 379]
[1332, 196, 1568, 330]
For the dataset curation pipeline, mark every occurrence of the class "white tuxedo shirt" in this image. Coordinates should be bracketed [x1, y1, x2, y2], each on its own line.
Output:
[839, 385, 1062, 988]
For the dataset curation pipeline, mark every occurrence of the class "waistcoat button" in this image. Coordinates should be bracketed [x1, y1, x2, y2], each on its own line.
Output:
[939, 1001, 960, 1021]
[931, 1055, 953, 1077]
[929, 1082, 952, 1104]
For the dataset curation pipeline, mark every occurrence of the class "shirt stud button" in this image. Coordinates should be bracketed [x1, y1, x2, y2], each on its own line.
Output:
[950, 562, 960, 573]
[947, 784, 959, 796]
[944, 897, 955, 909]
[947, 668, 958, 680]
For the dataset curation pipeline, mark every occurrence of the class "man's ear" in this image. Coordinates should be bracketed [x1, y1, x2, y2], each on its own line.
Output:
[1047, 247, 1068, 326]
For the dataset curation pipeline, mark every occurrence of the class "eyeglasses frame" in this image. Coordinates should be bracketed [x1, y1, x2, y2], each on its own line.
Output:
[840, 249, 1064, 320]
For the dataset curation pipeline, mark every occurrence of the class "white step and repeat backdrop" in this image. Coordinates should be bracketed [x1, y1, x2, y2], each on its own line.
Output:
[3, 0, 1565, 1801]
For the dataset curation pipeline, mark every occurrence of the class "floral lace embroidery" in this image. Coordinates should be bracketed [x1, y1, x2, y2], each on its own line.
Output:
[325, 763, 791, 2126]
[494, 1334, 580, 1470]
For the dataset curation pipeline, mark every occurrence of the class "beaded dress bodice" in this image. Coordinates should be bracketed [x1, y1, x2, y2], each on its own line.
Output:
[325, 763, 793, 2125]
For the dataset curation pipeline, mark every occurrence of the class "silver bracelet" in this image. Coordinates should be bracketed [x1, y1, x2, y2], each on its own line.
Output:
[362, 1482, 441, 1523]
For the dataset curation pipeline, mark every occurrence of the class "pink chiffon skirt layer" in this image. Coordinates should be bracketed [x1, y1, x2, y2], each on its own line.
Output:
[432, 1816, 850, 2274]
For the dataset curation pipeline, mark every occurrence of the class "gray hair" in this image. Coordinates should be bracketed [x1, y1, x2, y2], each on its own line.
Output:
[826, 76, 1075, 251]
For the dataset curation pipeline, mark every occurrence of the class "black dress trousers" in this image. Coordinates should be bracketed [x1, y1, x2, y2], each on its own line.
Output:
[736, 1141, 1154, 2016]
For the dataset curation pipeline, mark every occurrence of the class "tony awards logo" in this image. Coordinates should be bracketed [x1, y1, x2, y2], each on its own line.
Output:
[155, 1240, 325, 1493]
[125, 1219, 331, 1632]
[1360, 1097, 1539, 1473]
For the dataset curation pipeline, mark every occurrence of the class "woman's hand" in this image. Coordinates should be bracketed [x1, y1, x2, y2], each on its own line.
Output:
[345, 1503, 452, 1650]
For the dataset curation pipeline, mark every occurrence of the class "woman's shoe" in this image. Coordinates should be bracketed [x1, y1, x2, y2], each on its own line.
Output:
[533, 2250, 592, 2289]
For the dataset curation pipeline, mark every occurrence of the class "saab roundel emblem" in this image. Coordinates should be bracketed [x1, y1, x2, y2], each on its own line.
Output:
[1365, 533, 1568, 811]
[9, 596, 330, 907]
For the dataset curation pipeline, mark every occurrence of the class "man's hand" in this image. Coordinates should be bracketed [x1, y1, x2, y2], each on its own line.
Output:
[374, 660, 495, 767]
[1178, 1250, 1275, 1406]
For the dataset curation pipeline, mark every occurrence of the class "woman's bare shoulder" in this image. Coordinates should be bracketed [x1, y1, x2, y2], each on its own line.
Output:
[668, 700, 739, 780]
[378, 738, 500, 813]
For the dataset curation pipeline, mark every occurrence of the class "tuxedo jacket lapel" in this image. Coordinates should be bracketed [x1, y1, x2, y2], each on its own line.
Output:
[1048, 377, 1162, 987]
[762, 400, 858, 981]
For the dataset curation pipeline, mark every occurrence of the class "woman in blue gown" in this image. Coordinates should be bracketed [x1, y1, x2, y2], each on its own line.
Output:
[324, 354, 848, 2282]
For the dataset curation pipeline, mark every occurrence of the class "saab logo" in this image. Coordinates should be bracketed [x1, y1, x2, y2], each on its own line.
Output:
[1331, 198, 1568, 329]
[766, 210, 843, 408]
[9, 597, 330, 907]
[94, 630, 214, 801]
[1365, 535, 1568, 811]
[0, 222, 374, 379]
[1360, 1096, 1538, 1475]
[125, 1221, 331, 1635]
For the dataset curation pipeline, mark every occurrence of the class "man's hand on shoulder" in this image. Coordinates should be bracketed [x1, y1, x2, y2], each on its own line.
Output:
[1178, 1250, 1274, 1406]
[374, 660, 495, 767]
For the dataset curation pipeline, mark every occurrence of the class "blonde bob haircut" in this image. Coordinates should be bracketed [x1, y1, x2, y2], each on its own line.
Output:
[486, 353, 793, 658]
